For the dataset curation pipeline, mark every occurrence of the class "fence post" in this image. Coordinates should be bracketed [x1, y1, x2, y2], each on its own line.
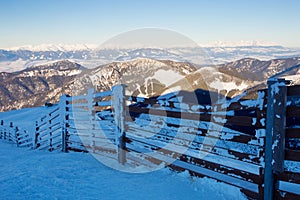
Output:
[87, 88, 96, 153]
[3, 120, 7, 140]
[112, 84, 126, 165]
[60, 94, 69, 152]
[15, 126, 19, 147]
[9, 122, 13, 142]
[47, 112, 53, 151]
[0, 120, 3, 139]
[34, 121, 39, 149]
[264, 78, 289, 200]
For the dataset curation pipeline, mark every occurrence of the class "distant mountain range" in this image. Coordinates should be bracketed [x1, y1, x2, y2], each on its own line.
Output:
[1, 44, 300, 72]
[1, 57, 300, 112]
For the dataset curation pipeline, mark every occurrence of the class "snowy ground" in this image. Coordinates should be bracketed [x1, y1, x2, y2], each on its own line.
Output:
[0, 141, 245, 200]
[0, 107, 246, 200]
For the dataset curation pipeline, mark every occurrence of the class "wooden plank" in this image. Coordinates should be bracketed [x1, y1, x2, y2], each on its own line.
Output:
[127, 95, 213, 111]
[94, 106, 112, 112]
[67, 103, 90, 108]
[126, 95, 148, 103]
[127, 126, 260, 164]
[287, 85, 300, 96]
[94, 90, 112, 98]
[277, 180, 300, 196]
[67, 95, 87, 102]
[49, 112, 60, 120]
[38, 129, 49, 138]
[277, 171, 300, 185]
[77, 134, 115, 142]
[287, 95, 300, 106]
[126, 112, 259, 137]
[125, 142, 260, 192]
[17, 133, 31, 141]
[180, 154, 263, 184]
[49, 123, 61, 132]
[51, 139, 62, 148]
[127, 95, 261, 112]
[85, 145, 117, 154]
[229, 101, 257, 111]
[128, 121, 259, 147]
[38, 134, 49, 144]
[18, 141, 33, 147]
[240, 188, 262, 200]
[48, 107, 60, 116]
[132, 101, 211, 113]
[91, 149, 119, 161]
[18, 137, 32, 144]
[49, 131, 61, 140]
[226, 115, 258, 127]
[126, 121, 260, 154]
[96, 100, 112, 107]
[286, 106, 300, 117]
[274, 190, 300, 199]
[80, 137, 115, 145]
[126, 134, 261, 174]
[37, 121, 47, 129]
[285, 149, 300, 162]
[37, 141, 50, 150]
[127, 106, 261, 128]
[286, 128, 300, 138]
[67, 147, 88, 153]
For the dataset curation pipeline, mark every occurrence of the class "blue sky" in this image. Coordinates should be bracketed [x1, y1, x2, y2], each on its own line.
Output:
[0, 0, 299, 48]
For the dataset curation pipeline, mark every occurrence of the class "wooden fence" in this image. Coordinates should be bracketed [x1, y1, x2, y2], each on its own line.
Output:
[34, 88, 115, 153]
[124, 88, 265, 199]
[1, 78, 300, 199]
[0, 120, 32, 148]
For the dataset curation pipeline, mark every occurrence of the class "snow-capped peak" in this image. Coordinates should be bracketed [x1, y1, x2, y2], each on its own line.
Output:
[200, 40, 281, 47]
[3, 41, 282, 52]
[6, 44, 98, 52]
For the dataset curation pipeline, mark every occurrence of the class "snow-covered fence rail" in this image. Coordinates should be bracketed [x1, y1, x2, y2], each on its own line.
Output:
[0, 121, 17, 143]
[16, 127, 32, 148]
[64, 88, 115, 154]
[35, 107, 60, 151]
[33, 88, 114, 153]
[124, 89, 266, 199]
[34, 95, 69, 151]
[0, 120, 32, 147]
[121, 79, 300, 199]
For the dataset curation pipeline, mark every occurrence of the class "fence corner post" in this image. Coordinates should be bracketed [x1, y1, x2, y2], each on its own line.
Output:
[60, 94, 69, 153]
[112, 84, 127, 165]
[0, 120, 3, 139]
[15, 126, 19, 147]
[33, 121, 39, 149]
[9, 122, 13, 141]
[264, 78, 289, 200]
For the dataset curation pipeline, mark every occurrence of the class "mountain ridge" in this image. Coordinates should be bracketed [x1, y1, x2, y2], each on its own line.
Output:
[1, 57, 300, 111]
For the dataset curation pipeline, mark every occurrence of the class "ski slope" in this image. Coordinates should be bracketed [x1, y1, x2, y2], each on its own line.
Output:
[0, 107, 247, 199]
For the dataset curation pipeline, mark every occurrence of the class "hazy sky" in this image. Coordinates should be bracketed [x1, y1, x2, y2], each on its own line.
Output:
[0, 0, 299, 48]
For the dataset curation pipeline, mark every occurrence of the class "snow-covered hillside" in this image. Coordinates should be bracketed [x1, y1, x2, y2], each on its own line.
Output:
[0, 107, 246, 200]
[2, 57, 300, 112]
